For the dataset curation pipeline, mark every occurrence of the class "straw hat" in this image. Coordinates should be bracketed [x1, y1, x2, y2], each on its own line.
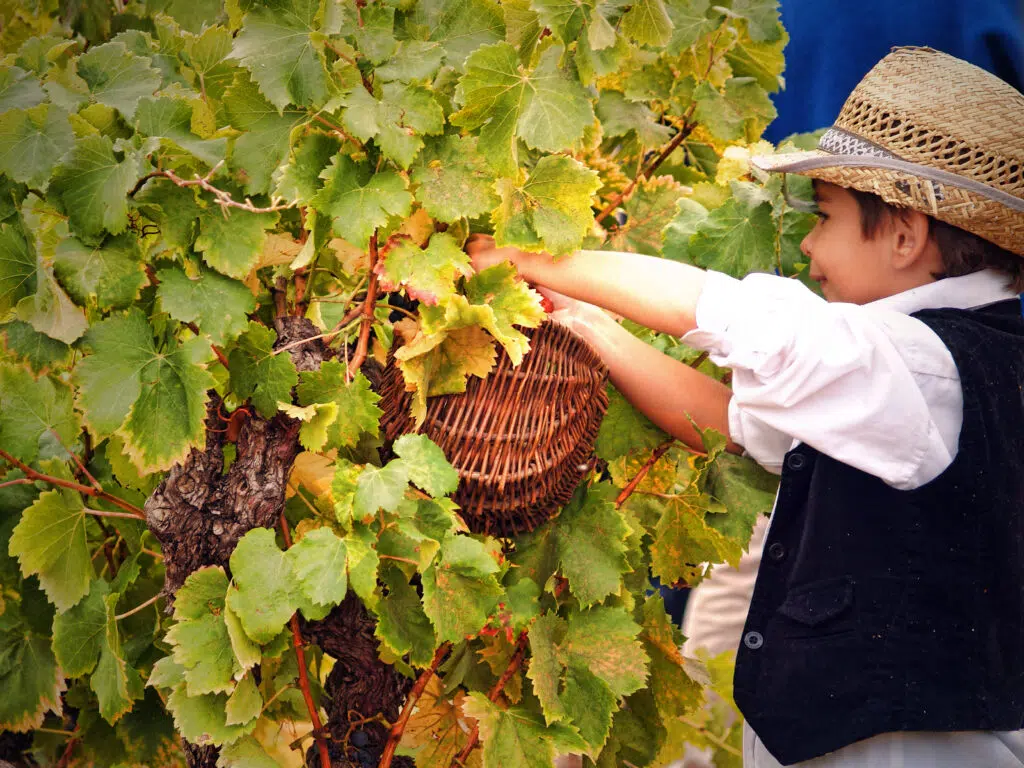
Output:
[752, 47, 1024, 256]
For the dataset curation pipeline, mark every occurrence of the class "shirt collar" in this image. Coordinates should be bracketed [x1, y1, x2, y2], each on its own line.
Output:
[868, 270, 1019, 315]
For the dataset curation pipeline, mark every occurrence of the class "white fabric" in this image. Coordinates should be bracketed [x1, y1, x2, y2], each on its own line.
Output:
[681, 269, 1018, 489]
[743, 722, 1024, 767]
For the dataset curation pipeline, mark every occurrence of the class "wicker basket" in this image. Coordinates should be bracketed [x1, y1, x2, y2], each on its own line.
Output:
[379, 321, 609, 537]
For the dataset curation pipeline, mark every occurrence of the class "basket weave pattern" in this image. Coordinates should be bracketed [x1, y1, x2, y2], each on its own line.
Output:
[380, 321, 609, 537]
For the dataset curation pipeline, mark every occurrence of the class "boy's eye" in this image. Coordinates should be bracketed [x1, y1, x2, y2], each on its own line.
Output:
[813, 208, 829, 221]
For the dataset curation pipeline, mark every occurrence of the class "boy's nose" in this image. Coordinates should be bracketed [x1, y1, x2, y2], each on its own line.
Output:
[800, 231, 814, 259]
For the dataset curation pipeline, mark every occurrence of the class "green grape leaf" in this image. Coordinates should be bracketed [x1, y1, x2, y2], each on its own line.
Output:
[224, 601, 261, 675]
[452, 42, 594, 175]
[493, 154, 601, 257]
[725, 26, 787, 92]
[561, 661, 616, 754]
[331, 459, 360, 527]
[704, 451, 777, 541]
[352, 4, 397, 65]
[596, 387, 669, 461]
[688, 195, 775, 277]
[532, 0, 587, 44]
[231, 0, 332, 111]
[167, 686, 256, 746]
[375, 563, 436, 667]
[345, 523, 381, 608]
[295, 362, 382, 450]
[730, 0, 782, 42]
[229, 321, 298, 419]
[462, 693, 588, 768]
[0, 362, 79, 464]
[377, 233, 472, 306]
[224, 673, 262, 726]
[52, 233, 145, 310]
[218, 735, 280, 767]
[395, 324, 497, 425]
[195, 206, 277, 280]
[554, 483, 632, 607]
[147, 656, 187, 691]
[50, 134, 142, 239]
[526, 613, 568, 722]
[504, 0, 543, 60]
[640, 594, 703, 722]
[693, 77, 776, 142]
[76, 42, 162, 119]
[52, 578, 109, 677]
[0, 104, 74, 187]
[462, 262, 548, 363]
[91, 593, 144, 723]
[285, 527, 348, 610]
[665, 0, 722, 53]
[165, 610, 235, 697]
[609, 176, 689, 256]
[0, 222, 35, 314]
[133, 180, 202, 256]
[411, 135, 498, 223]
[76, 310, 215, 471]
[226, 527, 299, 644]
[311, 154, 413, 249]
[9, 488, 92, 611]
[0, 627, 65, 732]
[0, 320, 72, 373]
[650, 492, 737, 586]
[0, 66, 46, 111]
[156, 266, 257, 346]
[354, 460, 410, 519]
[272, 131, 340, 203]
[134, 95, 227, 167]
[621, 0, 673, 46]
[15, 258, 88, 345]
[661, 197, 710, 262]
[393, 433, 459, 498]
[223, 73, 309, 195]
[421, 533, 503, 644]
[341, 81, 444, 169]
[279, 401, 339, 453]
[427, 0, 505, 67]
[376, 40, 445, 82]
[596, 90, 673, 147]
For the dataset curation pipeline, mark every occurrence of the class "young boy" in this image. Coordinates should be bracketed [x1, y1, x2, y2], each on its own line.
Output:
[467, 48, 1024, 766]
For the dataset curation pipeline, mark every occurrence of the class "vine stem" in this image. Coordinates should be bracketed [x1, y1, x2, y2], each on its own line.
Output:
[379, 641, 452, 768]
[0, 449, 145, 518]
[615, 439, 677, 509]
[272, 304, 364, 356]
[278, 512, 332, 768]
[115, 593, 161, 621]
[84, 506, 147, 521]
[53, 726, 80, 768]
[130, 160, 295, 215]
[452, 630, 531, 767]
[346, 231, 380, 382]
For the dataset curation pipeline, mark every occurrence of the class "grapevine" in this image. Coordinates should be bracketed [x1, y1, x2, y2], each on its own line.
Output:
[0, 1, 814, 767]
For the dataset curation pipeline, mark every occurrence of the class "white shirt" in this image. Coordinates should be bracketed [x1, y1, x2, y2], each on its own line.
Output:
[682, 269, 1019, 490]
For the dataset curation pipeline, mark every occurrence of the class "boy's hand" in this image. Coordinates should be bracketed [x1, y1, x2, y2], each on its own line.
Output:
[465, 234, 524, 274]
[536, 287, 605, 341]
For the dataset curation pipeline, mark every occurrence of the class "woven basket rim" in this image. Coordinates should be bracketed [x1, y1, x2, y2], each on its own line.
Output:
[752, 46, 1024, 256]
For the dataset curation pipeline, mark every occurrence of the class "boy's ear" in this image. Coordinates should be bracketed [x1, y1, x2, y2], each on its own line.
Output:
[888, 209, 933, 270]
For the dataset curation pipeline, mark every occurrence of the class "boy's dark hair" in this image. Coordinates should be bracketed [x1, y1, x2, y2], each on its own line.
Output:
[849, 188, 1024, 291]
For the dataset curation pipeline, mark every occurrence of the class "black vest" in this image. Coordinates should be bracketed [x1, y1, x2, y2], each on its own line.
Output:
[733, 299, 1024, 765]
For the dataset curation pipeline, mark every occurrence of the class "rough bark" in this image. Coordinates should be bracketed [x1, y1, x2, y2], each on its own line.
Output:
[143, 317, 328, 767]
[303, 595, 415, 768]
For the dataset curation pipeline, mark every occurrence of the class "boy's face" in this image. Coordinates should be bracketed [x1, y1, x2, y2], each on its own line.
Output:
[801, 182, 904, 305]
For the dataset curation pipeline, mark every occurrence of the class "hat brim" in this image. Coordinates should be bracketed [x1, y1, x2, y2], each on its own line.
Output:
[749, 151, 1024, 257]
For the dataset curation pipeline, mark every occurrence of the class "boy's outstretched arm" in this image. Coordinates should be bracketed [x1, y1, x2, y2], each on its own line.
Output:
[465, 235, 707, 337]
[568, 300, 740, 454]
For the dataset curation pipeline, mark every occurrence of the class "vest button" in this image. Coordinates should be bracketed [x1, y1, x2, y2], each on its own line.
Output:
[767, 542, 786, 561]
[786, 453, 807, 471]
[743, 631, 764, 650]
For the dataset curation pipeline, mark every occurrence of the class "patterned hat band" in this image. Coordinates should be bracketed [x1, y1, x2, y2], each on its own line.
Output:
[785, 127, 1024, 213]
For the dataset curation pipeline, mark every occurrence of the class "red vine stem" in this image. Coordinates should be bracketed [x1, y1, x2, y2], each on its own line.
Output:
[615, 439, 677, 509]
[53, 726, 80, 768]
[595, 117, 697, 224]
[0, 449, 145, 518]
[452, 630, 531, 767]
[130, 160, 295, 214]
[346, 231, 380, 382]
[379, 641, 452, 768]
[278, 512, 332, 768]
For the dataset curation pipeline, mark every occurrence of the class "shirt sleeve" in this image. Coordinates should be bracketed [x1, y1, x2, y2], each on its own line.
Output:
[681, 271, 962, 490]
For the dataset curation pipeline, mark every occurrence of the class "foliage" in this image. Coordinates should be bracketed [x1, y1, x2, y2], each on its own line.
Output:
[0, 0, 813, 766]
